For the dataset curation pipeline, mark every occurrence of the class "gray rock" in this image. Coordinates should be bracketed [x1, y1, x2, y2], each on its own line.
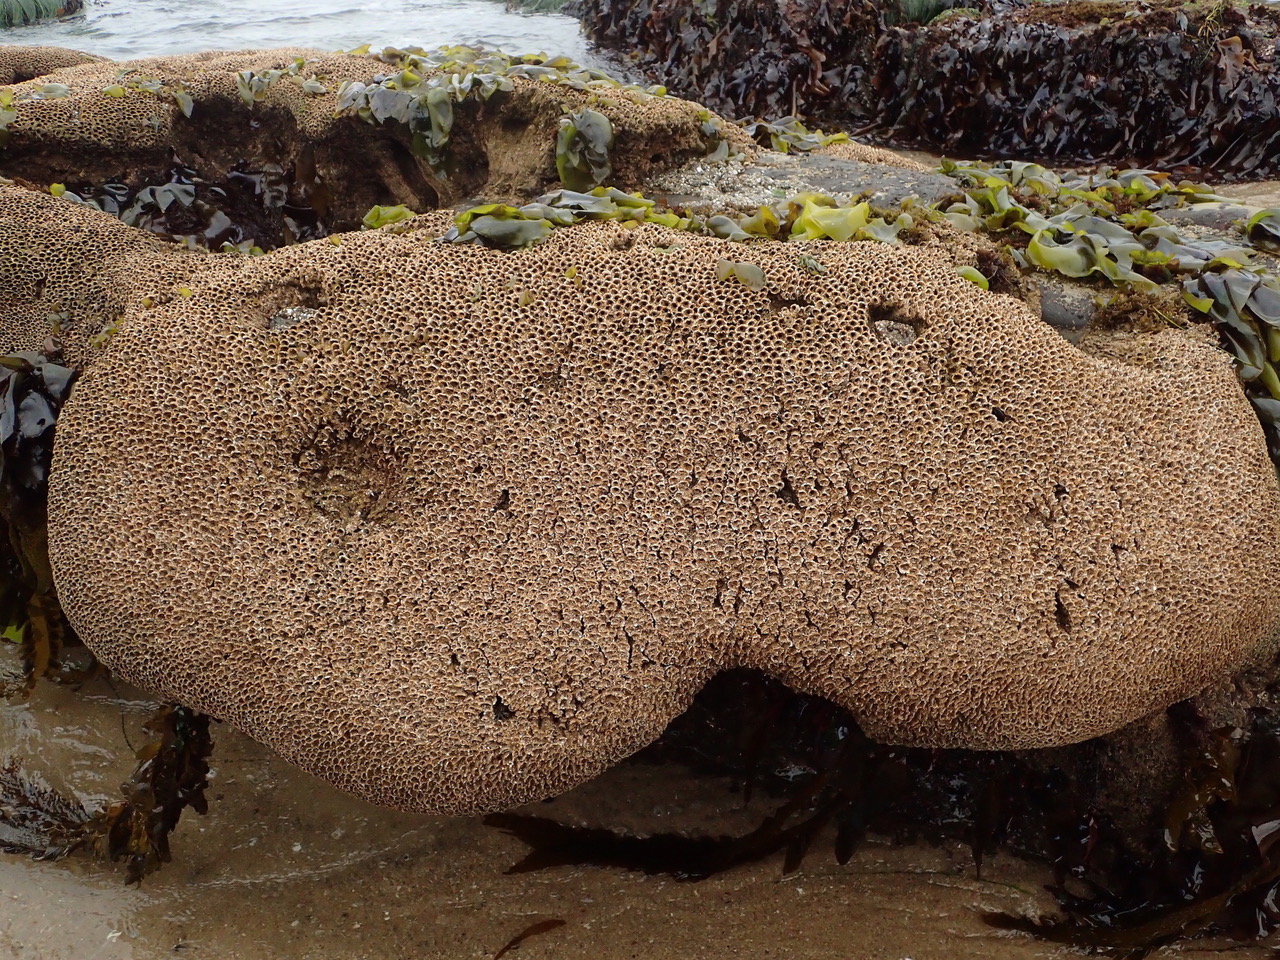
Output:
[643, 150, 957, 215]
[1036, 278, 1094, 343]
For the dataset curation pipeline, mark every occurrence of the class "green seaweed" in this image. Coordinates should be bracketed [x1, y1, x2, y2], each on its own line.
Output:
[1183, 269, 1280, 434]
[228, 58, 331, 108]
[556, 109, 614, 192]
[471, 213, 554, 248]
[789, 197, 909, 244]
[444, 186, 914, 252]
[955, 265, 988, 289]
[715, 259, 767, 290]
[0, 89, 14, 148]
[935, 158, 1280, 457]
[0, 0, 79, 28]
[1246, 209, 1280, 254]
[938, 159, 1252, 292]
[361, 204, 417, 230]
[99, 71, 196, 118]
[235, 69, 275, 105]
[741, 115, 850, 154]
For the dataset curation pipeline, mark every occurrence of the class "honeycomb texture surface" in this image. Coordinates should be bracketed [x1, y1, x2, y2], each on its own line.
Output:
[41, 206, 1280, 814]
[0, 45, 105, 84]
[0, 184, 208, 363]
[816, 140, 932, 171]
[0, 49, 749, 213]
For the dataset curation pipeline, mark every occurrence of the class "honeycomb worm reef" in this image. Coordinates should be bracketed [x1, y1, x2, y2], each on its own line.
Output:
[18, 185, 1278, 814]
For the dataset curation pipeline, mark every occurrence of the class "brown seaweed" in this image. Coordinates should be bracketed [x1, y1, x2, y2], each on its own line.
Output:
[1, 704, 214, 883]
[573, 0, 1280, 178]
[0, 758, 90, 859]
[84, 704, 214, 884]
[0, 348, 91, 695]
[871, 2, 1280, 178]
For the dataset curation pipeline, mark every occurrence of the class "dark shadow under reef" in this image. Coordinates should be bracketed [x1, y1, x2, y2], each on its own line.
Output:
[490, 669, 1280, 956]
[0, 347, 84, 694]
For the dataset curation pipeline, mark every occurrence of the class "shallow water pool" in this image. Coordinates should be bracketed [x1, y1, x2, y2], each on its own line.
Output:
[2, 0, 611, 66]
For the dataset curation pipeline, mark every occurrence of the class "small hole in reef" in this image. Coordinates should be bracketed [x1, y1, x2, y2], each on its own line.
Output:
[774, 471, 803, 509]
[1054, 591, 1073, 633]
[868, 300, 925, 345]
[261, 275, 328, 331]
[268, 306, 319, 330]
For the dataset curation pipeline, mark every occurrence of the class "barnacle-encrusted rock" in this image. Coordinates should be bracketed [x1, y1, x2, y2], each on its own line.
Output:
[44, 200, 1280, 814]
[0, 47, 747, 222]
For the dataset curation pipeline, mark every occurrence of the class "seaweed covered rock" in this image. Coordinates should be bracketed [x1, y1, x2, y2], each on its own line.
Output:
[0, 1, 83, 30]
[872, 0, 1280, 176]
[42, 196, 1280, 814]
[577, 0, 882, 121]
[0, 46, 747, 232]
[576, 0, 1280, 177]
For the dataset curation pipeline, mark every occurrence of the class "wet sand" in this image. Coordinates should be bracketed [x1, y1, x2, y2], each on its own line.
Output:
[2, 654, 1276, 960]
[1223, 181, 1280, 211]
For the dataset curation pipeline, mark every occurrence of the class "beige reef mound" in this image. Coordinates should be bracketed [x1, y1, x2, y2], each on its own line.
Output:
[43, 203, 1280, 815]
[0, 45, 105, 85]
[0, 47, 747, 219]
[0, 183, 208, 364]
[815, 140, 932, 171]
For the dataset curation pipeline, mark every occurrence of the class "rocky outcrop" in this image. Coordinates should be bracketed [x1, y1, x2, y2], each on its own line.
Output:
[0, 44, 101, 84]
[0, 181, 206, 365]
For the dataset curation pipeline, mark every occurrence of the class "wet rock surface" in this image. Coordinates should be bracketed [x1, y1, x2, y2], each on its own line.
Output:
[5, 648, 1280, 959]
[646, 150, 957, 213]
[1033, 278, 1093, 340]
